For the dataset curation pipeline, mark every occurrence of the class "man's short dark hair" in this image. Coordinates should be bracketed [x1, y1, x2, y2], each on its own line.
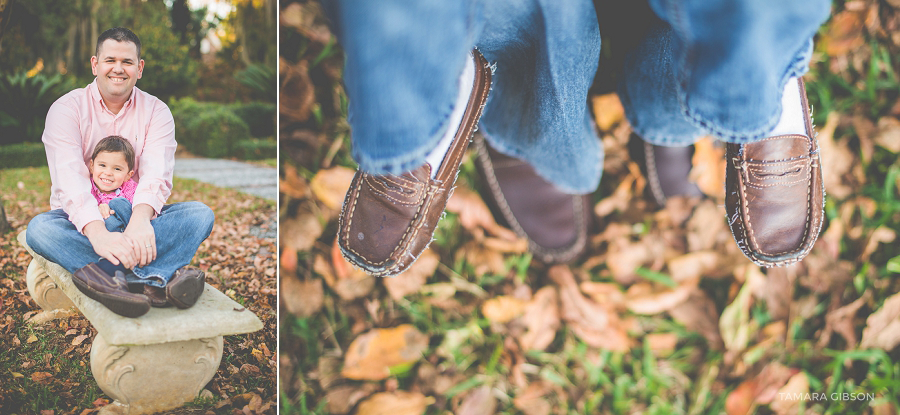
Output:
[96, 27, 142, 60]
[92, 135, 136, 171]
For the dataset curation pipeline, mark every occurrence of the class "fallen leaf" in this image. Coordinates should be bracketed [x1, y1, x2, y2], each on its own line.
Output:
[446, 186, 519, 241]
[72, 334, 89, 346]
[690, 137, 726, 200]
[725, 363, 795, 415]
[324, 384, 378, 415]
[280, 164, 310, 200]
[626, 282, 695, 315]
[456, 240, 508, 277]
[861, 292, 900, 350]
[482, 296, 528, 324]
[512, 381, 553, 415]
[314, 242, 375, 301]
[26, 334, 37, 343]
[591, 93, 625, 131]
[281, 277, 324, 317]
[355, 391, 434, 415]
[342, 325, 429, 380]
[549, 265, 631, 351]
[720, 267, 761, 353]
[875, 117, 900, 153]
[457, 385, 497, 415]
[861, 226, 896, 262]
[310, 166, 356, 210]
[519, 286, 560, 351]
[821, 291, 869, 349]
[384, 249, 439, 300]
[280, 58, 316, 122]
[667, 251, 721, 282]
[580, 282, 626, 310]
[817, 114, 855, 199]
[646, 333, 678, 356]
[770, 372, 810, 415]
[821, 10, 866, 57]
[31, 371, 53, 384]
[281, 204, 324, 252]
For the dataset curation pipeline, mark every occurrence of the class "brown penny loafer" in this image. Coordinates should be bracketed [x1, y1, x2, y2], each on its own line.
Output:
[725, 78, 825, 267]
[143, 285, 171, 308]
[639, 138, 704, 206]
[72, 264, 151, 318]
[338, 50, 492, 277]
[474, 134, 590, 263]
[166, 267, 206, 309]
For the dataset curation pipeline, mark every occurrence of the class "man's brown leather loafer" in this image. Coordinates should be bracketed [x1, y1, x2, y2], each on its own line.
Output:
[725, 78, 825, 267]
[166, 266, 206, 309]
[474, 134, 590, 263]
[639, 139, 704, 206]
[73, 263, 151, 318]
[338, 50, 492, 277]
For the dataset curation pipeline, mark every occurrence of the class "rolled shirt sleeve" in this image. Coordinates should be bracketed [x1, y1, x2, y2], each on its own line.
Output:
[132, 101, 176, 214]
[42, 98, 104, 233]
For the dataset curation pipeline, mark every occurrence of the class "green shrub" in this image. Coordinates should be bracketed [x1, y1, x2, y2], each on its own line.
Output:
[231, 102, 276, 137]
[235, 138, 276, 160]
[183, 108, 250, 158]
[0, 142, 47, 168]
[0, 72, 75, 144]
[169, 97, 217, 151]
[234, 64, 276, 102]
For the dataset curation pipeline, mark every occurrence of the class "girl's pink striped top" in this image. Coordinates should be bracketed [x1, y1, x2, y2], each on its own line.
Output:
[91, 178, 138, 205]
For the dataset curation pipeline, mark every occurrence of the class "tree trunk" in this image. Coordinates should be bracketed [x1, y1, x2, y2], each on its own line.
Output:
[0, 199, 10, 234]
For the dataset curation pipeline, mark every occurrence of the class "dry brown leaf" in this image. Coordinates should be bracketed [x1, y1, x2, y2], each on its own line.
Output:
[355, 391, 434, 415]
[667, 251, 721, 283]
[314, 242, 375, 301]
[690, 137, 726, 200]
[725, 363, 795, 415]
[770, 372, 810, 415]
[670, 288, 724, 349]
[324, 384, 378, 415]
[591, 93, 625, 131]
[862, 226, 896, 262]
[342, 325, 429, 380]
[606, 237, 660, 284]
[456, 240, 508, 278]
[280, 59, 316, 122]
[626, 282, 694, 315]
[512, 382, 553, 415]
[594, 168, 642, 217]
[281, 277, 324, 317]
[646, 333, 678, 356]
[549, 265, 632, 351]
[457, 385, 497, 415]
[482, 296, 528, 324]
[519, 286, 560, 351]
[580, 282, 626, 310]
[310, 166, 356, 211]
[821, 10, 866, 57]
[280, 164, 310, 200]
[687, 200, 727, 251]
[875, 117, 900, 153]
[383, 249, 439, 300]
[281, 205, 324, 253]
[861, 292, 900, 350]
[446, 186, 519, 241]
[31, 371, 53, 384]
[817, 114, 855, 199]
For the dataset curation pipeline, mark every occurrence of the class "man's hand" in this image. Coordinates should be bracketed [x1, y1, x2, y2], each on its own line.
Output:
[83, 221, 137, 268]
[124, 204, 157, 267]
[99, 203, 113, 219]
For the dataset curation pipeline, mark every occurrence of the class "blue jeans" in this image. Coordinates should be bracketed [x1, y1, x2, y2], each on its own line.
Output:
[26, 199, 215, 287]
[326, 0, 830, 192]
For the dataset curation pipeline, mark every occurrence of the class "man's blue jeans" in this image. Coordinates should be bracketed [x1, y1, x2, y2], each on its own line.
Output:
[326, 0, 830, 193]
[26, 198, 215, 287]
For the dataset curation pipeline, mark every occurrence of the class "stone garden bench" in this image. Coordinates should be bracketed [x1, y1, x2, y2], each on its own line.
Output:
[18, 230, 264, 415]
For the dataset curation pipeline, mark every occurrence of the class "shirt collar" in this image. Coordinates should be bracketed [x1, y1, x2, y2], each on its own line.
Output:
[90, 79, 137, 114]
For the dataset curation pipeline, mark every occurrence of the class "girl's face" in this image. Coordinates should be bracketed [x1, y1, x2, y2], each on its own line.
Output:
[89, 151, 134, 192]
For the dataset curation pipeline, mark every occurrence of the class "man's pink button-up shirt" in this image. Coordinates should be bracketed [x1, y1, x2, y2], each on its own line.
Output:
[42, 80, 176, 233]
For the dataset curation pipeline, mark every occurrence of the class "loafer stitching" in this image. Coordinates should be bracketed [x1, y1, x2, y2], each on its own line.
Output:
[363, 175, 424, 206]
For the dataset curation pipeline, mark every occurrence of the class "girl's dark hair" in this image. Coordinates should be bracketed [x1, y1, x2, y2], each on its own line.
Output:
[91, 135, 135, 171]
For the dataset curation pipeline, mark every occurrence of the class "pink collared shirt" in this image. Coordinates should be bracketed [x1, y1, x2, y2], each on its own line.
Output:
[42, 80, 176, 233]
[91, 178, 138, 205]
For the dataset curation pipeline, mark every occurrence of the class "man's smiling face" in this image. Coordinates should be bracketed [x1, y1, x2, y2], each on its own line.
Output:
[91, 39, 144, 105]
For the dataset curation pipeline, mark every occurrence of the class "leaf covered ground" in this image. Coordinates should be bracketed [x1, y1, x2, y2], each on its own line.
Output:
[0, 168, 277, 414]
[280, 1, 900, 414]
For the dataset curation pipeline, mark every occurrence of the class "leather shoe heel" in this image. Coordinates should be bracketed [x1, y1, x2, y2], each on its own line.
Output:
[166, 267, 206, 309]
[72, 264, 151, 318]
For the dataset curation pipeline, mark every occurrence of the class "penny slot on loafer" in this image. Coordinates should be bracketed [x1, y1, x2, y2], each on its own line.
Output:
[751, 167, 802, 178]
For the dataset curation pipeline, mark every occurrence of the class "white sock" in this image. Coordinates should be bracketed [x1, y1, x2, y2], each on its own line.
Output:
[424, 52, 476, 178]
[768, 77, 807, 137]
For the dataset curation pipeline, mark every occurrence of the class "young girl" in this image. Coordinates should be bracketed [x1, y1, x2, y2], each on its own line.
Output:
[89, 135, 137, 219]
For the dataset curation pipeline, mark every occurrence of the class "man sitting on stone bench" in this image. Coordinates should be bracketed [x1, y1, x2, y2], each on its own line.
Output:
[26, 27, 214, 318]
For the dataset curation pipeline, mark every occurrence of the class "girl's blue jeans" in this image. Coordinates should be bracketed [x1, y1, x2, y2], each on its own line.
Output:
[326, 0, 830, 194]
[26, 198, 215, 287]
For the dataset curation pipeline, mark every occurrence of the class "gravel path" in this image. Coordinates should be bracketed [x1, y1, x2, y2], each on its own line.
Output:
[174, 158, 277, 201]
